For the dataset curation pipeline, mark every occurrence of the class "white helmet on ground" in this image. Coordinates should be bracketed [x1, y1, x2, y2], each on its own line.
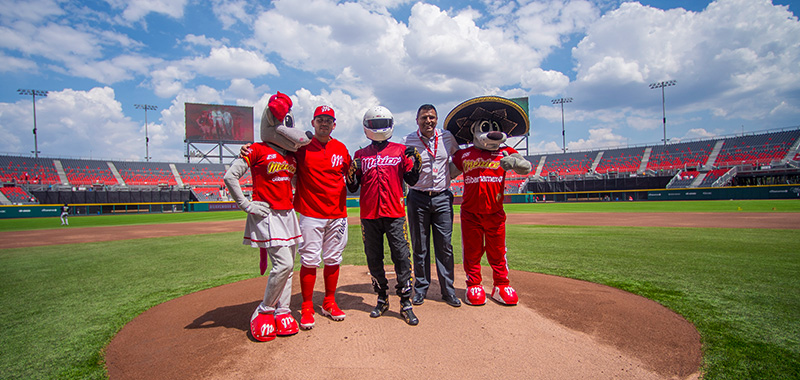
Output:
[362, 106, 394, 142]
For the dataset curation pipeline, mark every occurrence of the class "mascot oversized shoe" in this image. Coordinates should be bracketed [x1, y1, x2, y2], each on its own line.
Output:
[250, 310, 277, 342]
[464, 285, 486, 306]
[492, 285, 519, 306]
[275, 313, 299, 336]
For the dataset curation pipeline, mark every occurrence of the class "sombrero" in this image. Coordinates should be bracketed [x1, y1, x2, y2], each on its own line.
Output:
[444, 96, 530, 146]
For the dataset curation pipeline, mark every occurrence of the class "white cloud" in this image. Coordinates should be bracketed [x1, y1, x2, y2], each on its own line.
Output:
[211, 0, 257, 29]
[187, 47, 278, 79]
[567, 127, 626, 151]
[521, 68, 570, 96]
[109, 0, 189, 25]
[571, 0, 800, 114]
[0, 0, 63, 23]
[512, 0, 599, 51]
[147, 47, 278, 97]
[0, 88, 145, 160]
[0, 53, 35, 72]
[183, 34, 228, 49]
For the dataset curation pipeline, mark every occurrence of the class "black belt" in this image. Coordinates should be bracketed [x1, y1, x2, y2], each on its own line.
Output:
[412, 188, 447, 197]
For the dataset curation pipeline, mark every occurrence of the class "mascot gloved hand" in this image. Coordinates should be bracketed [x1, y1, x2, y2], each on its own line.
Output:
[446, 96, 532, 307]
[223, 91, 311, 342]
[500, 150, 532, 174]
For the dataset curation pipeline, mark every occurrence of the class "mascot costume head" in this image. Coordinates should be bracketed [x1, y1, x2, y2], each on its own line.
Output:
[445, 96, 529, 151]
[261, 91, 313, 153]
[445, 95, 532, 174]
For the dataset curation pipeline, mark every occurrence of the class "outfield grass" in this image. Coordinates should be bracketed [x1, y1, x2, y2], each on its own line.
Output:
[0, 200, 798, 379]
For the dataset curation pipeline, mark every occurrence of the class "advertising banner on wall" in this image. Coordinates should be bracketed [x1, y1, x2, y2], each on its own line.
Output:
[185, 103, 254, 143]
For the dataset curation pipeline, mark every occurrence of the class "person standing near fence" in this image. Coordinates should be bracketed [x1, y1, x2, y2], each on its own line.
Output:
[60, 204, 69, 226]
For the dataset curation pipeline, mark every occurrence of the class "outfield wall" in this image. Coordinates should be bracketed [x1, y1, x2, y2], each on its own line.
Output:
[2, 185, 797, 219]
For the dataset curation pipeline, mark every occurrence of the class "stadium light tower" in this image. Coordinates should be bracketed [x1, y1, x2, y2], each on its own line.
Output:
[134, 104, 158, 162]
[17, 89, 48, 158]
[551, 97, 573, 153]
[649, 80, 677, 146]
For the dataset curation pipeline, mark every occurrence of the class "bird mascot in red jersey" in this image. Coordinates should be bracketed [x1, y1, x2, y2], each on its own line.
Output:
[224, 92, 312, 341]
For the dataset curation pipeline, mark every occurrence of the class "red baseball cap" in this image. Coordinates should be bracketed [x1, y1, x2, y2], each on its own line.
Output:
[268, 92, 292, 120]
[313, 105, 336, 120]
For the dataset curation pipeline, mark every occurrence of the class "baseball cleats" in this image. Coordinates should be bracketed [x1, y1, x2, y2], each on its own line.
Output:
[492, 285, 519, 306]
[400, 299, 419, 326]
[321, 301, 346, 321]
[250, 310, 276, 342]
[370, 297, 389, 318]
[275, 313, 299, 336]
[464, 285, 486, 306]
[300, 304, 315, 330]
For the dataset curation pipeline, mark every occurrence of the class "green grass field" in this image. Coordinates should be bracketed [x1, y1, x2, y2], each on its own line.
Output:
[0, 200, 798, 379]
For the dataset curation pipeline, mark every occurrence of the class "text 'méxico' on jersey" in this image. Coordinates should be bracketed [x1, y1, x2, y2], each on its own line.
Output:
[244, 142, 296, 210]
[453, 146, 518, 214]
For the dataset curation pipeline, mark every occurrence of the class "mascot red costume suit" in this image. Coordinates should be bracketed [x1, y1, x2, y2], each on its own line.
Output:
[224, 92, 312, 342]
[445, 96, 532, 306]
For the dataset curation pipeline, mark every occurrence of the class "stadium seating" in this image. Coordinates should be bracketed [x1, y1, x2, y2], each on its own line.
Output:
[698, 168, 731, 187]
[192, 187, 225, 201]
[0, 155, 61, 184]
[60, 159, 118, 185]
[1, 128, 798, 192]
[1, 186, 36, 204]
[668, 170, 700, 188]
[114, 161, 177, 186]
[541, 151, 594, 176]
[647, 141, 715, 172]
[594, 147, 645, 174]
[174, 163, 226, 186]
[713, 130, 800, 167]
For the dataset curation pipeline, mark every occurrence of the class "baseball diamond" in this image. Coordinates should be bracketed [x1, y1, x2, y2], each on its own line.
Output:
[7, 211, 798, 379]
[10, 212, 786, 379]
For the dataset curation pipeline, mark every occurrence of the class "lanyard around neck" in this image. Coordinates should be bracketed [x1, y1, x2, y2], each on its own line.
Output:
[417, 130, 438, 158]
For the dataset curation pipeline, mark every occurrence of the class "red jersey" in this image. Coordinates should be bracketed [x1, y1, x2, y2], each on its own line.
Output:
[453, 146, 517, 214]
[293, 137, 352, 219]
[353, 142, 414, 219]
[243, 142, 296, 210]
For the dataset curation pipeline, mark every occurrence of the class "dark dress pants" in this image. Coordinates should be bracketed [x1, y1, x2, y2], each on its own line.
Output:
[407, 190, 456, 299]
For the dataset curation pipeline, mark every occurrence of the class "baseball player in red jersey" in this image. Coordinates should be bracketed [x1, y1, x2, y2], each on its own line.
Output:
[347, 105, 422, 326]
[447, 96, 532, 307]
[224, 92, 312, 342]
[294, 105, 352, 329]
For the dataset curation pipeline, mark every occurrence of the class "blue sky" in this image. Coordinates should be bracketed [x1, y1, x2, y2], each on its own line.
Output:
[1, 0, 798, 162]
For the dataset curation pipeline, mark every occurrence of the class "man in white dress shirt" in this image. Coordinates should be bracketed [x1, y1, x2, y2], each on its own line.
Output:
[401, 104, 461, 307]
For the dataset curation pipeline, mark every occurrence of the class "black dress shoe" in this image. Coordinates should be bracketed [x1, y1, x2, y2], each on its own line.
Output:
[412, 293, 425, 305]
[442, 295, 462, 307]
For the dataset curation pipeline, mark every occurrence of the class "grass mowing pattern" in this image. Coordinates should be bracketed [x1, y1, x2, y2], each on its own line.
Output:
[505, 225, 799, 379]
[0, 200, 798, 379]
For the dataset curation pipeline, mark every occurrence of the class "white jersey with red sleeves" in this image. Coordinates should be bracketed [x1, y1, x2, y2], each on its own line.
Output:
[453, 146, 516, 214]
[243, 142, 296, 210]
[293, 137, 352, 219]
[354, 142, 414, 219]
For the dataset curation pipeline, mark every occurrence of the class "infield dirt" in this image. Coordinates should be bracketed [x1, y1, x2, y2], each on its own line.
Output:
[13, 212, 790, 379]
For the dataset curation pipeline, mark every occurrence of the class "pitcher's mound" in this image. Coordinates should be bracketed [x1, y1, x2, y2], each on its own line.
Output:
[106, 266, 701, 379]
